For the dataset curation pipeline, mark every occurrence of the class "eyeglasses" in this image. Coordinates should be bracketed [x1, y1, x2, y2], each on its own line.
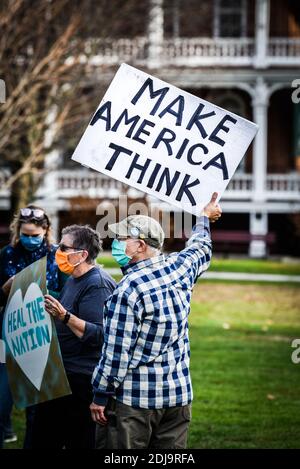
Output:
[115, 235, 139, 244]
[58, 243, 84, 252]
[20, 208, 45, 220]
[116, 235, 128, 241]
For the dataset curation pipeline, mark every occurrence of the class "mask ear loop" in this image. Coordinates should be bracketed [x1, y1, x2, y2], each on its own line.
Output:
[66, 250, 85, 267]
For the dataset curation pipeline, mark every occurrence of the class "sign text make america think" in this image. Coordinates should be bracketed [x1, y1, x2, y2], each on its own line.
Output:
[72, 64, 258, 215]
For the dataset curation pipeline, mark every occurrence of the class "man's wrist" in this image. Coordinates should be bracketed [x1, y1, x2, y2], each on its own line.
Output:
[93, 392, 110, 406]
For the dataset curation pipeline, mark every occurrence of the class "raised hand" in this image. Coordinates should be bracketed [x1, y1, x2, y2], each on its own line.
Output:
[203, 192, 222, 223]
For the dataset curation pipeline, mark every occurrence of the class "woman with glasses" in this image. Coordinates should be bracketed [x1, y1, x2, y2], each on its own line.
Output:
[31, 224, 116, 449]
[0, 205, 67, 449]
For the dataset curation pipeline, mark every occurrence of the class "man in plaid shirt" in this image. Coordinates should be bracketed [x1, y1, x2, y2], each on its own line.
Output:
[90, 192, 222, 448]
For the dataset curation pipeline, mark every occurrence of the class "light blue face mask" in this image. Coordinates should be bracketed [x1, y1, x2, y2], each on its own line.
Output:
[111, 239, 132, 267]
[20, 234, 44, 251]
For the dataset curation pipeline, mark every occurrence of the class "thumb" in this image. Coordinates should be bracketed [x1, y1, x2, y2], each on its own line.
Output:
[210, 192, 218, 203]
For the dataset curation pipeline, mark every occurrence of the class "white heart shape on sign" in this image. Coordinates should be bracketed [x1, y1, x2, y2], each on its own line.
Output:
[4, 283, 52, 390]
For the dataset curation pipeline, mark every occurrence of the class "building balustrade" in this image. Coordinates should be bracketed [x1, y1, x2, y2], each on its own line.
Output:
[0, 170, 295, 202]
[87, 37, 300, 67]
[2, 169, 300, 203]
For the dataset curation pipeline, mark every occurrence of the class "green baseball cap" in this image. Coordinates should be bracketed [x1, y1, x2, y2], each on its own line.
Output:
[108, 215, 164, 249]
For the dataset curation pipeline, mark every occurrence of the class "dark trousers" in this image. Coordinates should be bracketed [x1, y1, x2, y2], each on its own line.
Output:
[32, 373, 95, 449]
[23, 406, 36, 449]
[96, 398, 191, 449]
[0, 364, 13, 449]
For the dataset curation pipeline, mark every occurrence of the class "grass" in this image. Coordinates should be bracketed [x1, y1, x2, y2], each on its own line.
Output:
[4, 282, 300, 449]
[97, 256, 300, 276]
[187, 283, 300, 449]
[205, 258, 300, 276]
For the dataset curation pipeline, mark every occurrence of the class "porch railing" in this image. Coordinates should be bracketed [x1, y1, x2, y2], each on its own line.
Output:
[87, 37, 300, 67]
[2, 170, 300, 202]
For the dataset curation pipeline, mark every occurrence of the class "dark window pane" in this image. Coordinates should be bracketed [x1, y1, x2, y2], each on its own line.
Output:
[220, 0, 242, 9]
[219, 13, 243, 36]
[164, 0, 213, 37]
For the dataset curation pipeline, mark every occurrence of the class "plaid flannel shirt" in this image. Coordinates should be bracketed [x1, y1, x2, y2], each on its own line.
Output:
[92, 216, 212, 409]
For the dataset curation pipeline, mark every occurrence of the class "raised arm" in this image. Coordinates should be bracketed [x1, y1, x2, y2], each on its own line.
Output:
[177, 192, 222, 282]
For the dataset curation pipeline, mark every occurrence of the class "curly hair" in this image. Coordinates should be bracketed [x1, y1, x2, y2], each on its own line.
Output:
[10, 204, 53, 249]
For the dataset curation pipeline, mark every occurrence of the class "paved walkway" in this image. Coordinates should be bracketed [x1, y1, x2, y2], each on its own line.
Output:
[201, 271, 300, 283]
[103, 268, 300, 283]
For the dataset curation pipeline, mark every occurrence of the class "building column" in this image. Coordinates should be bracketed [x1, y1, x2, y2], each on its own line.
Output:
[172, 0, 180, 39]
[254, 0, 270, 68]
[34, 149, 61, 242]
[250, 77, 270, 257]
[252, 77, 269, 202]
[47, 209, 60, 244]
[147, 0, 164, 68]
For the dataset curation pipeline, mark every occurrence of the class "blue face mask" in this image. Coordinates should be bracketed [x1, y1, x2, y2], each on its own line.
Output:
[111, 239, 132, 267]
[20, 234, 44, 251]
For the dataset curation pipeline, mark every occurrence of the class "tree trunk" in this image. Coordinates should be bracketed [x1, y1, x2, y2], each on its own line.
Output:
[10, 162, 34, 214]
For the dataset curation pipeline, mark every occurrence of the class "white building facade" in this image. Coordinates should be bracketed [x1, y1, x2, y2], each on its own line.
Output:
[1, 0, 300, 256]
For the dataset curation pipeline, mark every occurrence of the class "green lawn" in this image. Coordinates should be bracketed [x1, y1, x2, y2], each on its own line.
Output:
[97, 256, 300, 276]
[4, 282, 300, 449]
[188, 282, 300, 449]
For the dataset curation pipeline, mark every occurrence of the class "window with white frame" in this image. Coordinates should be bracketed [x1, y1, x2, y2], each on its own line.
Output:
[214, 0, 247, 38]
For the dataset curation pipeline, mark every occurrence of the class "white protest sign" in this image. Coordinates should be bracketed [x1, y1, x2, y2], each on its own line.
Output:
[3, 283, 52, 390]
[72, 63, 258, 215]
